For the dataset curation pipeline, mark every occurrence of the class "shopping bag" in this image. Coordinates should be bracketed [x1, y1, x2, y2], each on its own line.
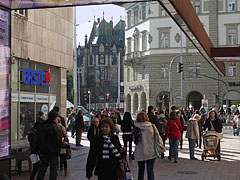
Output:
[117, 159, 133, 180]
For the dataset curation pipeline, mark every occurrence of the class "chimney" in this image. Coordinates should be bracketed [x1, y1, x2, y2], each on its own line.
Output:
[85, 34, 88, 47]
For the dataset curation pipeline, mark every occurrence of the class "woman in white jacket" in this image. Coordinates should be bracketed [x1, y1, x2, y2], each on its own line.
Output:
[134, 112, 160, 180]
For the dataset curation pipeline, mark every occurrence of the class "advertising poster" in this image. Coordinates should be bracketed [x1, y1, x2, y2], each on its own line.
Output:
[109, 67, 118, 86]
[0, 8, 10, 159]
[100, 67, 108, 86]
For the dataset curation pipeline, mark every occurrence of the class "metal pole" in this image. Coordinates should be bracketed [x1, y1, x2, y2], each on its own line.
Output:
[88, 91, 91, 126]
[117, 51, 121, 109]
[73, 7, 78, 108]
[78, 68, 81, 106]
[180, 30, 183, 108]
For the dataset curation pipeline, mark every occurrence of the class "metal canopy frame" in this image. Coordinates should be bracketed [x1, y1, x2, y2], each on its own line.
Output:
[2, 0, 240, 76]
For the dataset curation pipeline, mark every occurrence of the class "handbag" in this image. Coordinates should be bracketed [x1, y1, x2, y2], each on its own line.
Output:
[116, 159, 133, 180]
[152, 125, 166, 157]
[66, 148, 71, 159]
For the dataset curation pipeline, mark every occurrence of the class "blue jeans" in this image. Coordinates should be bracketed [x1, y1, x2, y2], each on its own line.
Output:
[137, 158, 156, 180]
[169, 139, 180, 162]
[188, 139, 196, 159]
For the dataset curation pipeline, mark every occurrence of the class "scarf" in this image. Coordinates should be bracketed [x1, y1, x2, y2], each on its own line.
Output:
[102, 135, 121, 160]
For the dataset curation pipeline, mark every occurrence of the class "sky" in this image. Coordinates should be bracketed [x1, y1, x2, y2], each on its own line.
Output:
[76, 4, 126, 46]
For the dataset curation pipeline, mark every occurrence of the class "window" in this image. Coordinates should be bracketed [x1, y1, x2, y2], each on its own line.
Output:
[227, 29, 237, 45]
[161, 64, 168, 79]
[228, 0, 236, 12]
[111, 55, 117, 66]
[196, 63, 201, 77]
[142, 65, 146, 79]
[134, 37, 139, 52]
[142, 31, 147, 51]
[127, 68, 130, 82]
[195, 1, 201, 14]
[142, 5, 146, 20]
[159, 5, 168, 16]
[159, 32, 169, 48]
[89, 55, 94, 66]
[188, 64, 195, 78]
[15, 10, 28, 17]
[127, 11, 131, 28]
[99, 55, 105, 65]
[133, 67, 137, 81]
[134, 8, 139, 25]
[127, 38, 132, 53]
[228, 62, 236, 77]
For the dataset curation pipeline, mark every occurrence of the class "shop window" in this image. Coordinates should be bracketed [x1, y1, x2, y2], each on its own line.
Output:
[20, 60, 35, 92]
[36, 103, 48, 119]
[228, 62, 236, 77]
[36, 63, 50, 93]
[228, 0, 236, 12]
[161, 64, 169, 79]
[20, 102, 35, 140]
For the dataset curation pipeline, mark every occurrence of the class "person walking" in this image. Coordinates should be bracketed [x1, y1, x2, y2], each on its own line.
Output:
[76, 110, 84, 146]
[156, 110, 167, 158]
[134, 112, 160, 180]
[55, 117, 70, 176]
[28, 111, 45, 180]
[67, 109, 77, 137]
[53, 106, 66, 127]
[166, 111, 182, 163]
[121, 112, 134, 160]
[36, 110, 63, 180]
[86, 118, 125, 180]
[147, 105, 158, 127]
[185, 114, 200, 160]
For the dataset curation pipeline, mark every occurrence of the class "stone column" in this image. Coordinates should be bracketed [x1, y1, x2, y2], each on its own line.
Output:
[59, 68, 67, 119]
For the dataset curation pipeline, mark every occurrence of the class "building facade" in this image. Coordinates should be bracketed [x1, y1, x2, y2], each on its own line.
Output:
[123, 1, 240, 114]
[77, 17, 125, 111]
[11, 8, 73, 147]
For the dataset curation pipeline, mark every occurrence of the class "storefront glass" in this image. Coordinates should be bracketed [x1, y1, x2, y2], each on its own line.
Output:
[20, 60, 35, 92]
[36, 63, 49, 94]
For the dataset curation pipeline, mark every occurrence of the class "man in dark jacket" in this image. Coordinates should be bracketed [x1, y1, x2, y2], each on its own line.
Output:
[76, 110, 84, 146]
[67, 109, 77, 137]
[36, 110, 63, 180]
[53, 106, 66, 127]
[147, 105, 158, 126]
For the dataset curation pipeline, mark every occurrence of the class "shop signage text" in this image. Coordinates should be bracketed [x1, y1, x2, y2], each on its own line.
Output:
[24, 68, 50, 87]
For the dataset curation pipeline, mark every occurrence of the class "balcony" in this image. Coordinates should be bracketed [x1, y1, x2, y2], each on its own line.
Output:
[124, 51, 143, 65]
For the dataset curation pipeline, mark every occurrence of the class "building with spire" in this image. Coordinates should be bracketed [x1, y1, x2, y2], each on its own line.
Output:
[77, 16, 125, 111]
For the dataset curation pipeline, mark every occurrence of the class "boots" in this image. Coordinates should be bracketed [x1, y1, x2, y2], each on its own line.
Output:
[64, 168, 70, 176]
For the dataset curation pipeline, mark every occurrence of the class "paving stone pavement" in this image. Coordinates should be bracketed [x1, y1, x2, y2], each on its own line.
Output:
[11, 128, 240, 180]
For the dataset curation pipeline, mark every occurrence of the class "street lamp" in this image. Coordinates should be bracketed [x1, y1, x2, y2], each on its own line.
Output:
[88, 90, 91, 126]
[168, 53, 193, 108]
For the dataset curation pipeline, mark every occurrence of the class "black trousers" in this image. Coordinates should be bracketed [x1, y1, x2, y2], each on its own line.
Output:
[30, 161, 40, 180]
[60, 154, 68, 169]
[37, 154, 58, 180]
[122, 134, 133, 158]
[160, 134, 166, 157]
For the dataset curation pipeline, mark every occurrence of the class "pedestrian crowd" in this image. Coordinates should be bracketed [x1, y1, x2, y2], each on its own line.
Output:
[25, 104, 240, 180]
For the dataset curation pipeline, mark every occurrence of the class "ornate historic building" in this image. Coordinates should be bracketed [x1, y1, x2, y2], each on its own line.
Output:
[77, 17, 125, 111]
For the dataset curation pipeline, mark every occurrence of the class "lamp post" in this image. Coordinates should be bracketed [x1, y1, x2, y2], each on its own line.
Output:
[169, 53, 192, 108]
[88, 90, 91, 126]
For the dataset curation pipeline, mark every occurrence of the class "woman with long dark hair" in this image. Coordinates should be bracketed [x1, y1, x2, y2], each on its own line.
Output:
[166, 111, 182, 163]
[121, 112, 134, 160]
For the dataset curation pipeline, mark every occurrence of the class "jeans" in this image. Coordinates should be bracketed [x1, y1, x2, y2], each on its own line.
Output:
[122, 134, 133, 158]
[137, 158, 156, 180]
[188, 139, 196, 159]
[37, 154, 58, 180]
[169, 139, 180, 162]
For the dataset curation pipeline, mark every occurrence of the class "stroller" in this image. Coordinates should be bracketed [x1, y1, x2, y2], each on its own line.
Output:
[201, 131, 221, 161]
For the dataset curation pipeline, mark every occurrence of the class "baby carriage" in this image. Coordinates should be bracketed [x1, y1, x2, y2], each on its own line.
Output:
[201, 131, 221, 161]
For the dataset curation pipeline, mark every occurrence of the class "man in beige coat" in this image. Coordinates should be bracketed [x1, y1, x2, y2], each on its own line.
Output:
[185, 114, 200, 160]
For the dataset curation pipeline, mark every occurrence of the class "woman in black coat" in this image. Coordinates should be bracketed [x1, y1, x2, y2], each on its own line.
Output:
[203, 110, 222, 133]
[86, 118, 125, 180]
[121, 112, 134, 160]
